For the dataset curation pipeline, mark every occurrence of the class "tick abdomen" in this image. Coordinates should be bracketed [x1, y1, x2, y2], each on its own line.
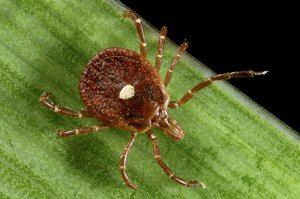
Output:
[79, 47, 169, 131]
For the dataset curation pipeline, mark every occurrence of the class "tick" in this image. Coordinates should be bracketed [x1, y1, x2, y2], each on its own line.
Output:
[40, 10, 267, 189]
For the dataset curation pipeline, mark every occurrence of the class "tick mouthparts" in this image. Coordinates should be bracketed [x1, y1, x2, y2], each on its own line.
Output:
[162, 118, 185, 141]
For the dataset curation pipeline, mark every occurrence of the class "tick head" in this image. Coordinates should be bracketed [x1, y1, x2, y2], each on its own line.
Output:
[152, 109, 185, 141]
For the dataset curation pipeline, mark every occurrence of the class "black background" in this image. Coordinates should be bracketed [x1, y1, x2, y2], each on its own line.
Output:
[120, 1, 299, 133]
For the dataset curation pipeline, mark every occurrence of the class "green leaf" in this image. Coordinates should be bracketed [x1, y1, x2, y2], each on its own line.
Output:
[1, 0, 299, 198]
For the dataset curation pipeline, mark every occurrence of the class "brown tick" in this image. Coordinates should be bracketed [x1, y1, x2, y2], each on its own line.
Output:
[40, 10, 267, 189]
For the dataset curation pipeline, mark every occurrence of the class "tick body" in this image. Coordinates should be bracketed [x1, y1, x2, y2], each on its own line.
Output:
[40, 10, 267, 189]
[79, 48, 169, 134]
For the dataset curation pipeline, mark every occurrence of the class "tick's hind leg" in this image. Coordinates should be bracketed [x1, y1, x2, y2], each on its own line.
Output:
[146, 130, 206, 188]
[120, 132, 138, 189]
[169, 70, 268, 108]
[123, 10, 147, 57]
[57, 125, 108, 138]
[40, 92, 92, 118]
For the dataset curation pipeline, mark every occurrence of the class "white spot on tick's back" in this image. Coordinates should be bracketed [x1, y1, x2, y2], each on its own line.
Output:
[119, 85, 135, 100]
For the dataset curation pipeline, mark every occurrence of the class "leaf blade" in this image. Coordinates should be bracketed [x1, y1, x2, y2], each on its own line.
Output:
[0, 0, 300, 198]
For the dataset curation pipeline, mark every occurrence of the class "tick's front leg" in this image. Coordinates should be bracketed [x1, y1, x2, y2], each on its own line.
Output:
[40, 92, 92, 118]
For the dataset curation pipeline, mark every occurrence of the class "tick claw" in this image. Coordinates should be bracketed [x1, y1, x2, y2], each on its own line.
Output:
[39, 92, 52, 102]
[257, 70, 269, 75]
[188, 180, 200, 187]
[187, 180, 206, 189]
[200, 182, 207, 189]
[41, 92, 52, 98]
[56, 129, 65, 137]
[126, 182, 138, 189]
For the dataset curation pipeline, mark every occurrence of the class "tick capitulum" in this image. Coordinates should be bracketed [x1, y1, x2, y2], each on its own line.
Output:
[40, 10, 267, 189]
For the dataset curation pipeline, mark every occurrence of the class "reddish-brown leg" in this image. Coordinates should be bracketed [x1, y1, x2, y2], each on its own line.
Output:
[169, 70, 268, 108]
[146, 130, 206, 188]
[123, 10, 147, 57]
[155, 26, 168, 71]
[120, 132, 138, 189]
[40, 92, 92, 117]
[164, 42, 188, 87]
[57, 125, 108, 138]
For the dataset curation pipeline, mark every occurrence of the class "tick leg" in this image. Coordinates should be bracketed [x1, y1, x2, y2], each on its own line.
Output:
[155, 26, 167, 71]
[40, 92, 92, 118]
[123, 10, 147, 57]
[168, 70, 268, 108]
[164, 42, 188, 87]
[120, 132, 138, 189]
[57, 125, 108, 138]
[146, 131, 206, 188]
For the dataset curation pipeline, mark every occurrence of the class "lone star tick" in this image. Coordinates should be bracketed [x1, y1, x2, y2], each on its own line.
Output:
[40, 10, 268, 189]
